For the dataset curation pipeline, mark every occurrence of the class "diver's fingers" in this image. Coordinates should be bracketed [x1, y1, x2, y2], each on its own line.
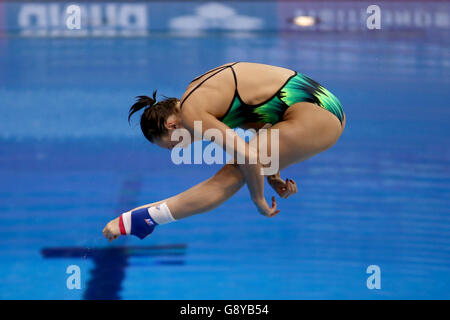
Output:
[288, 179, 298, 194]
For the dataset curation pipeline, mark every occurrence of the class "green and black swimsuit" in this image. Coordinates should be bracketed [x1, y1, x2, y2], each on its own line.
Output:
[180, 62, 344, 129]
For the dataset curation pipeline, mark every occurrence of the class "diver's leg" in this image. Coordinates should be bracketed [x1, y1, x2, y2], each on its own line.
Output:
[102, 164, 245, 241]
[167, 163, 245, 218]
[256, 102, 345, 172]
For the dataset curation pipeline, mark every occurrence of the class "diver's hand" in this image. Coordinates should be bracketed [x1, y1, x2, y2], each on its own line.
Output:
[267, 173, 298, 199]
[102, 217, 121, 242]
[253, 196, 280, 218]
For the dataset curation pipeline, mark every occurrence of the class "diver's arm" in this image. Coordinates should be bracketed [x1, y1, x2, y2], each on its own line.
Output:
[181, 107, 279, 217]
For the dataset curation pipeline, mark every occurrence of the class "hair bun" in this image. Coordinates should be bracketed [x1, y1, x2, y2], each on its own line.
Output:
[128, 90, 158, 123]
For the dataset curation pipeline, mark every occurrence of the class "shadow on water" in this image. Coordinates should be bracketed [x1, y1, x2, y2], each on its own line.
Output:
[41, 244, 187, 300]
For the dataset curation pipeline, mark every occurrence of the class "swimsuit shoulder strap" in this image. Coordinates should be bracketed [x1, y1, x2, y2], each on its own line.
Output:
[180, 62, 240, 109]
[229, 63, 238, 88]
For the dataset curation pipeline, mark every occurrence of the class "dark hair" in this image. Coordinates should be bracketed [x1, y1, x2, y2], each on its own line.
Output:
[128, 90, 179, 143]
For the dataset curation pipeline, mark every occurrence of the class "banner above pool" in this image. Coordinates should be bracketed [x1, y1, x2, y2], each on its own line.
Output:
[0, 1, 449, 37]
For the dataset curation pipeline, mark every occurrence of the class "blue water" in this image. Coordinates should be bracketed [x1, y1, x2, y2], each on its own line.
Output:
[0, 32, 449, 299]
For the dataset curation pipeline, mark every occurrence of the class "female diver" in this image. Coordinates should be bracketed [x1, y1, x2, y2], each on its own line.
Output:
[103, 62, 346, 241]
